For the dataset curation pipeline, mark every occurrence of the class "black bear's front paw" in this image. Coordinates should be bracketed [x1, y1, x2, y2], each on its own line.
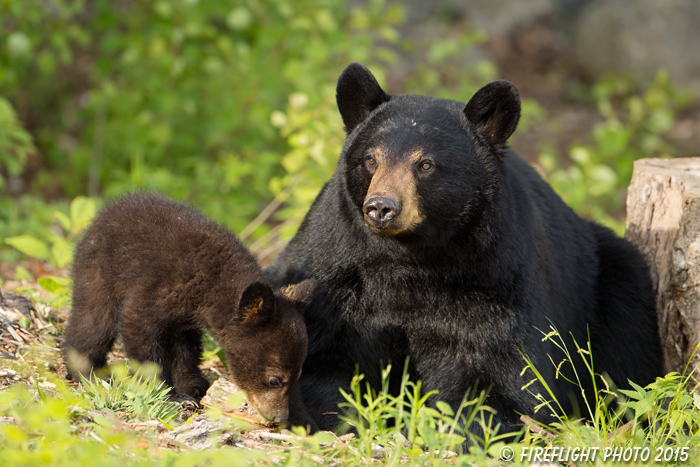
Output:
[169, 393, 200, 408]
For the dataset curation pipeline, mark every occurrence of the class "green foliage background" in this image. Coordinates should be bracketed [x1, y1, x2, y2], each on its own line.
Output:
[0, 0, 493, 266]
[0, 0, 688, 267]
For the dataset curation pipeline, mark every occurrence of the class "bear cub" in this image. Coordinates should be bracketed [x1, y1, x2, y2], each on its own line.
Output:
[64, 192, 315, 425]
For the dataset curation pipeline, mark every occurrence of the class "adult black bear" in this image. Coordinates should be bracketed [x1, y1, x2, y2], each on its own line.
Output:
[266, 63, 661, 433]
[64, 192, 316, 426]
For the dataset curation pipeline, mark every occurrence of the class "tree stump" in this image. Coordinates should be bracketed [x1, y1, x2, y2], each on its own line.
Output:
[625, 158, 700, 376]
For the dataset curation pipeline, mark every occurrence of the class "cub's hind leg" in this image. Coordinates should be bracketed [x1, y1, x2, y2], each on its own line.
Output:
[63, 274, 120, 380]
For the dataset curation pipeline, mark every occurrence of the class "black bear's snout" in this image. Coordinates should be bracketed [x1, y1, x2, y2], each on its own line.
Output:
[363, 197, 401, 226]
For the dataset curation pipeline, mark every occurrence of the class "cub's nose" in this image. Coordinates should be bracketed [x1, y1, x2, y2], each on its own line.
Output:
[258, 407, 289, 425]
[363, 197, 401, 225]
[272, 410, 289, 424]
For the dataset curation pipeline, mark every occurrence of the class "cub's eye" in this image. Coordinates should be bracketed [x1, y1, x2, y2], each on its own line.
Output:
[420, 160, 433, 171]
[268, 377, 282, 388]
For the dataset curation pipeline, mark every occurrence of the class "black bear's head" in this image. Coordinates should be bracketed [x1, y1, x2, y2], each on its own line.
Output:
[336, 62, 520, 242]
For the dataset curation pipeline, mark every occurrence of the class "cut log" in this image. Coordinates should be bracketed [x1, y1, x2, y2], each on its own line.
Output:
[625, 158, 700, 375]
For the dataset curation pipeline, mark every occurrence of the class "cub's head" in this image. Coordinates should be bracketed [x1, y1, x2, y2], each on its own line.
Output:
[222, 279, 315, 424]
[336, 62, 521, 240]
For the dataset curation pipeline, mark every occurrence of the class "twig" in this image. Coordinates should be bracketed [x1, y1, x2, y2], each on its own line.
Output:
[15, 328, 32, 341]
[5, 325, 24, 344]
[238, 175, 300, 241]
[88, 103, 106, 197]
[607, 420, 634, 440]
[520, 415, 556, 439]
[257, 239, 289, 266]
[89, 431, 106, 444]
[248, 219, 295, 256]
[251, 431, 299, 442]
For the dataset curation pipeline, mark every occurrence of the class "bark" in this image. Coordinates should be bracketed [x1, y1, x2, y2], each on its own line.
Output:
[625, 158, 700, 375]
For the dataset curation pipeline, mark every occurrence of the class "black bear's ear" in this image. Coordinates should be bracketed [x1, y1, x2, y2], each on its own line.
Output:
[464, 80, 521, 147]
[278, 278, 317, 313]
[238, 282, 276, 324]
[336, 62, 391, 134]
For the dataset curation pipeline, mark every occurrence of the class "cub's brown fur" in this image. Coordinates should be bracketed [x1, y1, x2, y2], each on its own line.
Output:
[63, 192, 315, 426]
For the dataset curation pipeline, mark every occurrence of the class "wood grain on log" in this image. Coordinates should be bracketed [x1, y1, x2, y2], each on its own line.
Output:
[625, 158, 700, 375]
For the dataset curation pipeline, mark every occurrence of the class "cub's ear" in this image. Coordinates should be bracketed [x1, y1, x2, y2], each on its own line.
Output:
[464, 80, 521, 147]
[277, 278, 317, 313]
[237, 282, 276, 324]
[336, 62, 390, 134]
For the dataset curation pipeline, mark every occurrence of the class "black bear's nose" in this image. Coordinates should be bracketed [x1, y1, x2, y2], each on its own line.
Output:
[363, 197, 401, 225]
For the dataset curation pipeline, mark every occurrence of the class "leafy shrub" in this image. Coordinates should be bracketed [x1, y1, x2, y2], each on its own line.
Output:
[0, 0, 509, 264]
[4, 196, 97, 268]
[521, 326, 700, 465]
[0, 0, 406, 238]
[0, 97, 35, 192]
[536, 71, 690, 233]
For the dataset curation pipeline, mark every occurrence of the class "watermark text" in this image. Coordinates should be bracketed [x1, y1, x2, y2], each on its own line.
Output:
[511, 446, 690, 463]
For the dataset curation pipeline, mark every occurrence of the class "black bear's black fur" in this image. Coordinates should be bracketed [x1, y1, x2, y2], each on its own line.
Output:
[266, 63, 661, 433]
[64, 192, 316, 426]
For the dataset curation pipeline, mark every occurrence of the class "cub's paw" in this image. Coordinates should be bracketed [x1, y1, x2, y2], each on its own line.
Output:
[174, 374, 211, 399]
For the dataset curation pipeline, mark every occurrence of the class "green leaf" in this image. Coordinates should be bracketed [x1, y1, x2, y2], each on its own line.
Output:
[436, 400, 454, 416]
[570, 146, 590, 166]
[54, 211, 72, 232]
[13, 266, 33, 281]
[618, 388, 643, 401]
[628, 379, 647, 394]
[92, 414, 116, 427]
[5, 235, 51, 260]
[51, 237, 73, 268]
[312, 431, 336, 446]
[158, 418, 174, 431]
[634, 397, 653, 419]
[69, 197, 97, 234]
[227, 7, 252, 30]
[18, 316, 31, 329]
[38, 276, 69, 294]
[7, 32, 32, 58]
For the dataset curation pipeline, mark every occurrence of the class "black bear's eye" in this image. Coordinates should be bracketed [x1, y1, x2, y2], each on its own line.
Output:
[268, 377, 282, 388]
[364, 155, 377, 173]
[420, 160, 433, 172]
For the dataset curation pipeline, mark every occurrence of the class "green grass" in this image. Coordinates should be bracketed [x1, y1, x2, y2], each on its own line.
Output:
[2, 285, 699, 466]
[518, 327, 700, 466]
[76, 362, 181, 424]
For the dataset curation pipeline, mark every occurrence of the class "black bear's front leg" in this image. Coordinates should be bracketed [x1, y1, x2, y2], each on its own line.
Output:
[297, 367, 355, 432]
[288, 384, 320, 433]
